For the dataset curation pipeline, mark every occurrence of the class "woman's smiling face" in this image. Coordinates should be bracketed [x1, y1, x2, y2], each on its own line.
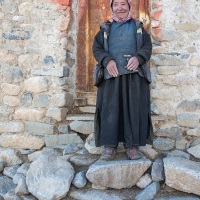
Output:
[112, 0, 130, 20]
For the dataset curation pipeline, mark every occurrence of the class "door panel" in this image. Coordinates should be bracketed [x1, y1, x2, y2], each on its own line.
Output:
[77, 0, 146, 93]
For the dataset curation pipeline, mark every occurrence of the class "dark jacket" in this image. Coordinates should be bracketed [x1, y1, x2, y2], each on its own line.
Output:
[92, 18, 152, 82]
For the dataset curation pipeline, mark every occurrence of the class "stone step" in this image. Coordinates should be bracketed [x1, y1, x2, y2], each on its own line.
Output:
[86, 158, 152, 189]
[79, 106, 96, 114]
[86, 96, 96, 106]
[66, 114, 94, 121]
[76, 92, 97, 106]
[74, 98, 87, 107]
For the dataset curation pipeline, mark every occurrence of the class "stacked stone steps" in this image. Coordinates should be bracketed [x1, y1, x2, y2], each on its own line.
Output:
[71, 91, 96, 113]
[69, 97, 96, 115]
[75, 92, 97, 106]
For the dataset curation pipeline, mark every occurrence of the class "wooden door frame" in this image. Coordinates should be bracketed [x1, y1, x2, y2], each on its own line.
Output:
[76, 0, 89, 92]
[76, 0, 150, 94]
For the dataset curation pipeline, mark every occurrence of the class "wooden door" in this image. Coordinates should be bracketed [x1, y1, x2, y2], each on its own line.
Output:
[76, 0, 149, 93]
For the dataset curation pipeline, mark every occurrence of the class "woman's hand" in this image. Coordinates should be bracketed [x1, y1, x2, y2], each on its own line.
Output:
[127, 56, 139, 71]
[106, 60, 119, 77]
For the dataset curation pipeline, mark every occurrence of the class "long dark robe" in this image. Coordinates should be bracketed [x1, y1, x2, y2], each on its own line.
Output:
[95, 72, 151, 148]
[93, 19, 153, 148]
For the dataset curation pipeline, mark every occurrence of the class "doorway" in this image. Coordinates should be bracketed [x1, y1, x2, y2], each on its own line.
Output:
[76, 0, 150, 96]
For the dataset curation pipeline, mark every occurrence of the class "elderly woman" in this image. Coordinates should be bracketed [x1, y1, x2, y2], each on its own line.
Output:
[93, 0, 152, 160]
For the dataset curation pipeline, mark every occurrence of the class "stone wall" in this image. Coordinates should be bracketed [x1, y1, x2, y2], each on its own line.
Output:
[150, 0, 200, 151]
[0, 0, 78, 149]
[0, 0, 199, 152]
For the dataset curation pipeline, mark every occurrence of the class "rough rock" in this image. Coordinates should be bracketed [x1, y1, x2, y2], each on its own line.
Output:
[0, 162, 4, 172]
[139, 146, 158, 160]
[0, 122, 24, 133]
[14, 108, 45, 121]
[3, 165, 20, 178]
[70, 155, 99, 166]
[0, 134, 45, 150]
[46, 108, 68, 121]
[3, 67, 23, 84]
[76, 148, 89, 155]
[177, 113, 199, 128]
[15, 177, 29, 195]
[0, 105, 14, 121]
[85, 134, 125, 155]
[91, 185, 107, 190]
[18, 2, 33, 16]
[167, 150, 190, 160]
[3, 96, 20, 107]
[28, 151, 42, 162]
[25, 122, 56, 135]
[151, 54, 184, 66]
[0, 196, 8, 200]
[153, 138, 175, 150]
[51, 93, 69, 107]
[187, 128, 200, 137]
[24, 77, 49, 93]
[33, 94, 49, 108]
[58, 124, 69, 134]
[62, 154, 74, 161]
[20, 194, 38, 200]
[13, 173, 26, 184]
[187, 144, 200, 159]
[190, 138, 200, 147]
[20, 93, 32, 107]
[154, 126, 183, 140]
[0, 148, 22, 166]
[177, 100, 200, 113]
[151, 88, 181, 100]
[72, 171, 87, 189]
[70, 120, 94, 134]
[26, 154, 75, 200]
[5, 30, 29, 41]
[151, 159, 165, 181]
[164, 157, 200, 196]
[19, 150, 35, 155]
[45, 133, 83, 147]
[77, 144, 85, 148]
[85, 133, 104, 154]
[69, 189, 125, 200]
[32, 67, 68, 77]
[136, 173, 152, 189]
[17, 163, 31, 176]
[157, 66, 180, 75]
[175, 139, 190, 150]
[63, 143, 79, 154]
[0, 176, 16, 198]
[66, 114, 94, 121]
[86, 158, 151, 189]
[42, 147, 64, 156]
[1, 83, 21, 96]
[79, 106, 96, 113]
[135, 182, 160, 200]
[4, 189, 22, 200]
[154, 197, 200, 200]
